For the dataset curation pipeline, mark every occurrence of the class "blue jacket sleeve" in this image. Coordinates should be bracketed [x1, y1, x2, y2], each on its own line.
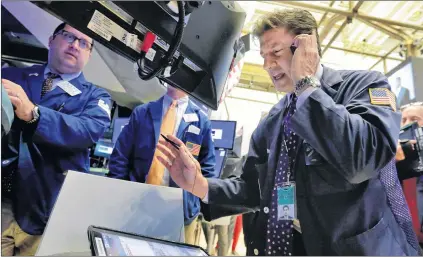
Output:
[201, 123, 265, 221]
[107, 108, 139, 180]
[198, 120, 217, 179]
[32, 89, 111, 150]
[291, 71, 400, 184]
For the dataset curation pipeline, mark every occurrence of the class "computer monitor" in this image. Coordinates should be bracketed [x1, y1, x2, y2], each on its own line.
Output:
[387, 58, 415, 107]
[112, 118, 130, 144]
[214, 149, 228, 178]
[210, 120, 237, 150]
[33, 1, 246, 110]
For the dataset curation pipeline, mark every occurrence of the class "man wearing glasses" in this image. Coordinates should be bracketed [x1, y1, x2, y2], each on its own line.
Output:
[1, 23, 111, 255]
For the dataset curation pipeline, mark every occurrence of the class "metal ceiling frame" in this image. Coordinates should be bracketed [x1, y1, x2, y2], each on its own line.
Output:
[326, 45, 403, 61]
[235, 1, 420, 96]
[261, 0, 418, 57]
[318, 0, 336, 27]
[322, 17, 350, 55]
[369, 29, 420, 72]
[265, 1, 423, 31]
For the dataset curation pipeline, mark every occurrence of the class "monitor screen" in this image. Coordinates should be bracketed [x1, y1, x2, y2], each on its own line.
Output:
[387, 61, 415, 107]
[113, 118, 130, 144]
[210, 120, 236, 150]
[91, 227, 208, 256]
[214, 149, 227, 178]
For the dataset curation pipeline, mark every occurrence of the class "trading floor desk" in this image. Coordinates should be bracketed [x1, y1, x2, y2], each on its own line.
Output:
[36, 171, 185, 256]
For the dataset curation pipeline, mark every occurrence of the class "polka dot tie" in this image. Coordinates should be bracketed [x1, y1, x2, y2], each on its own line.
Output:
[266, 94, 298, 256]
[41, 72, 60, 99]
[379, 159, 421, 254]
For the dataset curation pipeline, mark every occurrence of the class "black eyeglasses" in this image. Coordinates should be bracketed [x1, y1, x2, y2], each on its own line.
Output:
[55, 30, 93, 50]
[400, 102, 423, 111]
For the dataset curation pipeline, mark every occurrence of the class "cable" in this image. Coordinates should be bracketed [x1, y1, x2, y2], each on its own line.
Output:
[137, 1, 185, 80]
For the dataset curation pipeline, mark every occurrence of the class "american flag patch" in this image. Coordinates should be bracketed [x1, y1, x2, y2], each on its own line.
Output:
[186, 142, 201, 156]
[369, 88, 397, 111]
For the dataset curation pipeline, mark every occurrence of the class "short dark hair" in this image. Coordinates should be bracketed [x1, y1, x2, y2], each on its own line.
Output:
[252, 8, 322, 57]
[53, 22, 67, 36]
[52, 22, 94, 50]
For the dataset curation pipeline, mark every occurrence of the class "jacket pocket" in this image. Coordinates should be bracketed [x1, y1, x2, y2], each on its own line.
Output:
[337, 216, 405, 256]
[304, 144, 357, 195]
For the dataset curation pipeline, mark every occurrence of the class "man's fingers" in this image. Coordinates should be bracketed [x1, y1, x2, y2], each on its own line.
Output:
[2, 79, 19, 90]
[293, 34, 318, 50]
[293, 34, 308, 47]
[156, 143, 176, 161]
[157, 139, 179, 157]
[2, 79, 12, 88]
[180, 146, 198, 170]
[410, 140, 417, 144]
[167, 134, 184, 146]
[156, 155, 172, 170]
[8, 96, 22, 107]
[5, 87, 15, 95]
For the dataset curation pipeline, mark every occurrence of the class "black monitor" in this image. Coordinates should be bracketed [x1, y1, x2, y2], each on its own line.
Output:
[33, 1, 246, 110]
[112, 118, 130, 144]
[214, 149, 228, 178]
[211, 120, 236, 150]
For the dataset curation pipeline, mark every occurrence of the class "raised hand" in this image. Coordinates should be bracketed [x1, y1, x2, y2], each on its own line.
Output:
[156, 135, 208, 198]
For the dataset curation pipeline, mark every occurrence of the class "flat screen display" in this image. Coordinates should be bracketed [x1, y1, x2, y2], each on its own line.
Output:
[387, 62, 415, 107]
[210, 120, 236, 150]
[92, 230, 207, 256]
[214, 149, 227, 177]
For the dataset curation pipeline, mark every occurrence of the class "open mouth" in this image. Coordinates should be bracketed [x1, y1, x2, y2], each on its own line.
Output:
[273, 73, 285, 81]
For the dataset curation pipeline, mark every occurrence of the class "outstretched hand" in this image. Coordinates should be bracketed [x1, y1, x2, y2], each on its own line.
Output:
[156, 135, 208, 198]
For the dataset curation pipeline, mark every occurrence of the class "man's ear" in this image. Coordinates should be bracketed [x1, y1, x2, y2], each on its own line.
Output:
[48, 36, 53, 48]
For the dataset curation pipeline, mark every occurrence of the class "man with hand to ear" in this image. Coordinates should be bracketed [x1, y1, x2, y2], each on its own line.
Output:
[157, 8, 420, 256]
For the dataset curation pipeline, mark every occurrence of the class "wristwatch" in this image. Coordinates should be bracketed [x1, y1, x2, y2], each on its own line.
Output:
[294, 76, 321, 96]
[27, 106, 40, 124]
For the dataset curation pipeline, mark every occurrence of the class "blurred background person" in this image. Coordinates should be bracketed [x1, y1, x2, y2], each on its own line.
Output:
[108, 85, 217, 245]
[396, 102, 423, 247]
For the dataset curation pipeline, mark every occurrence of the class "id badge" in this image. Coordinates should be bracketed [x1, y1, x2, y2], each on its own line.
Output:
[277, 183, 296, 221]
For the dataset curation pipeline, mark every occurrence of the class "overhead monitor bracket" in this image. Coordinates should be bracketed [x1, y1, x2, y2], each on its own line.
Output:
[32, 1, 246, 110]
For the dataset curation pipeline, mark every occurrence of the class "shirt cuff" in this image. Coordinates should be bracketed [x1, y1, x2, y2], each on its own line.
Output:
[202, 192, 209, 203]
[296, 86, 317, 109]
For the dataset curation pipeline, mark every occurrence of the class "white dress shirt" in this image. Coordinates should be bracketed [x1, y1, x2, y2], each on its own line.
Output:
[161, 94, 189, 186]
[44, 66, 81, 92]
